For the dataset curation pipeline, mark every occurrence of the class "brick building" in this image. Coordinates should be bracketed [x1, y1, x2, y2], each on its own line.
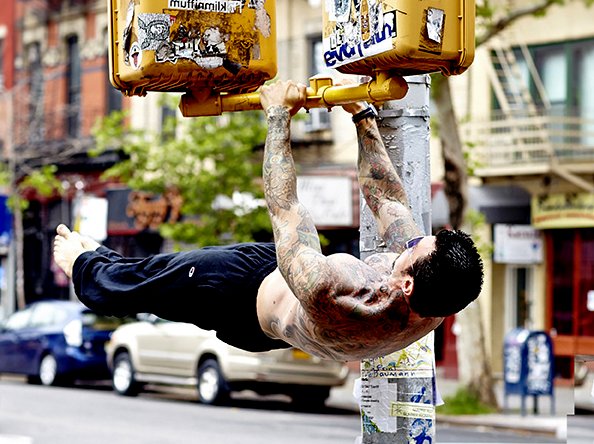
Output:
[3, 0, 127, 307]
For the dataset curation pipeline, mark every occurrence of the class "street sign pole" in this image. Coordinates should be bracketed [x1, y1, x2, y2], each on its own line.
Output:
[359, 74, 436, 443]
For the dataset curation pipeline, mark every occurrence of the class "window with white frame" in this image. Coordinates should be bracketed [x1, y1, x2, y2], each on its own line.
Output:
[305, 35, 331, 132]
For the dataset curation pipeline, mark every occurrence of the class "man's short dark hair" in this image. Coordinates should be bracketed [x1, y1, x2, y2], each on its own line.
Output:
[407, 230, 483, 318]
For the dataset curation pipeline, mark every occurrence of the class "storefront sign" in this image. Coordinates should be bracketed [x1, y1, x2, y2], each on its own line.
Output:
[107, 187, 183, 234]
[494, 224, 543, 264]
[297, 176, 354, 227]
[532, 193, 594, 229]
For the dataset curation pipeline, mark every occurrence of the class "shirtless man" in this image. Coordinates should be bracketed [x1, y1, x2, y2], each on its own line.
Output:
[54, 80, 483, 362]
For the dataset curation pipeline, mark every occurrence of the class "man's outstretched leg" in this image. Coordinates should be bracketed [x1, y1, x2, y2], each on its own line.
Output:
[53, 224, 101, 278]
[51, 225, 287, 352]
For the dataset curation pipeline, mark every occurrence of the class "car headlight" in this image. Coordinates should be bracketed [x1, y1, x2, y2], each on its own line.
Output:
[63, 319, 83, 347]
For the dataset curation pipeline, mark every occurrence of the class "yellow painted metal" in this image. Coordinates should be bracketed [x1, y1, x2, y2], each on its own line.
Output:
[107, 0, 474, 116]
[321, 0, 475, 77]
[108, 0, 277, 97]
[179, 74, 409, 116]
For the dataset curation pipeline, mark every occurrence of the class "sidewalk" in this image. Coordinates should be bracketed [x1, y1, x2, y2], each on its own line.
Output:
[327, 370, 594, 440]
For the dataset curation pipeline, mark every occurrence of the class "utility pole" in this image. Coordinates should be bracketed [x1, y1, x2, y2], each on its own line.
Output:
[359, 75, 435, 444]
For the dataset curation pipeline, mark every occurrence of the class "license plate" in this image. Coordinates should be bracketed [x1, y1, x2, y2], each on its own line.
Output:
[292, 349, 311, 360]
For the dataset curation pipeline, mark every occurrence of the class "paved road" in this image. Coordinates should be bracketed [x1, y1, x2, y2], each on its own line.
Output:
[568, 414, 594, 444]
[0, 379, 360, 444]
[0, 378, 572, 443]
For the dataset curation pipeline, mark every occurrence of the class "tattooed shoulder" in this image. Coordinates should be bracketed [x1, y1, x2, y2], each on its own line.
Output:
[364, 253, 397, 276]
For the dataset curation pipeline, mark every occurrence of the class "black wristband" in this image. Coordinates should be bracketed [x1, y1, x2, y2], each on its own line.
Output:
[352, 104, 378, 124]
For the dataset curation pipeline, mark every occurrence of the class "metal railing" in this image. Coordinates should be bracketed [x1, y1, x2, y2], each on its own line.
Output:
[11, 103, 105, 159]
[463, 110, 594, 174]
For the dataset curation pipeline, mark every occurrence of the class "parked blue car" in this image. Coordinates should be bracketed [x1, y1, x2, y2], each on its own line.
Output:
[0, 300, 128, 386]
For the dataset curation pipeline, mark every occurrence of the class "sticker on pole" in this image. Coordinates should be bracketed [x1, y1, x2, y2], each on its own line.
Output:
[360, 334, 436, 437]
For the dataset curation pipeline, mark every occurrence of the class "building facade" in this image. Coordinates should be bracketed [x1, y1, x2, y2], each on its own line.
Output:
[452, 1, 594, 378]
[0, 0, 128, 311]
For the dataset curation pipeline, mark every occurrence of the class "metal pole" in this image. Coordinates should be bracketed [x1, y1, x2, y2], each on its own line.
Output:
[359, 75, 435, 444]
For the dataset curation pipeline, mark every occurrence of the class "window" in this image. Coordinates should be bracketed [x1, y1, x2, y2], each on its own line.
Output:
[105, 28, 122, 114]
[106, 54, 122, 113]
[506, 39, 594, 149]
[576, 43, 594, 145]
[29, 303, 58, 327]
[505, 266, 533, 331]
[66, 35, 81, 137]
[305, 35, 331, 132]
[103, 28, 122, 115]
[160, 102, 177, 141]
[535, 47, 567, 115]
[5, 309, 33, 330]
[518, 38, 594, 119]
[27, 42, 44, 142]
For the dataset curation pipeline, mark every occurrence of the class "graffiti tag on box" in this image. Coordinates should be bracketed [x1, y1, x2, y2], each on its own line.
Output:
[167, 0, 244, 13]
[323, 0, 397, 69]
[122, 0, 270, 73]
[526, 334, 552, 394]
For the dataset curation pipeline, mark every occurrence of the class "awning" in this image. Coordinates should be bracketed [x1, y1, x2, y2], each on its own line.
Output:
[431, 184, 531, 226]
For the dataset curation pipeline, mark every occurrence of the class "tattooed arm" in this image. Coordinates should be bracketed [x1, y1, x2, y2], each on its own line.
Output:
[259, 81, 334, 312]
[346, 102, 421, 253]
[258, 81, 383, 319]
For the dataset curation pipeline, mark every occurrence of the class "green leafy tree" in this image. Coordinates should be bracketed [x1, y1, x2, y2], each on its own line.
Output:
[92, 102, 271, 247]
[0, 162, 63, 310]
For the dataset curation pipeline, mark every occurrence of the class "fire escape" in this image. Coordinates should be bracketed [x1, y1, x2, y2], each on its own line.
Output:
[467, 36, 594, 194]
[11, 0, 113, 176]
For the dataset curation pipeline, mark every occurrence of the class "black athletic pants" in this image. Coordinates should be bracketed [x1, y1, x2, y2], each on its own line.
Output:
[72, 242, 291, 352]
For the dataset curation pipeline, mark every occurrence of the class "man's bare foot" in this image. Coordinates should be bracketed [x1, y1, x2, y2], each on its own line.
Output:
[53, 224, 100, 278]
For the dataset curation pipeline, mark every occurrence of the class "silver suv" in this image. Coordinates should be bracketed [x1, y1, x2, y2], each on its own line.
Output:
[105, 315, 348, 407]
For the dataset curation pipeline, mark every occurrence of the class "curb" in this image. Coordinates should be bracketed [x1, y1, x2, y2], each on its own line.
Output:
[436, 414, 567, 440]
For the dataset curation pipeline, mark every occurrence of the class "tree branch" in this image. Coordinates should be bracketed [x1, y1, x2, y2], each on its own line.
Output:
[477, 0, 563, 47]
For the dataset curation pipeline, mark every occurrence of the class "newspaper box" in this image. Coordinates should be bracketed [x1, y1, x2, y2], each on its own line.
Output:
[503, 329, 555, 415]
[108, 0, 277, 97]
[322, 0, 475, 76]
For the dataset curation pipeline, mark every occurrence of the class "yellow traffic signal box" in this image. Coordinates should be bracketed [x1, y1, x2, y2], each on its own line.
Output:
[322, 0, 474, 77]
[108, 0, 277, 97]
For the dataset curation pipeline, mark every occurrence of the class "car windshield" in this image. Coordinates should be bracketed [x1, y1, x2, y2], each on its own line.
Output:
[81, 312, 130, 330]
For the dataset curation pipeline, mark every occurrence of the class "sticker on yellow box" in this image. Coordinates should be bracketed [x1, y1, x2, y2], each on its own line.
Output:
[167, 0, 244, 13]
[323, 0, 396, 69]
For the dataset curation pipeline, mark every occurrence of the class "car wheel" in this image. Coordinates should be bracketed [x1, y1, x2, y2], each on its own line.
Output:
[291, 386, 330, 409]
[39, 354, 60, 386]
[197, 359, 230, 405]
[112, 352, 140, 396]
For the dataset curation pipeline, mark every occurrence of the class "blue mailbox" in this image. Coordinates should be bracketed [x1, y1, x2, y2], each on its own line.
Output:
[503, 329, 555, 416]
